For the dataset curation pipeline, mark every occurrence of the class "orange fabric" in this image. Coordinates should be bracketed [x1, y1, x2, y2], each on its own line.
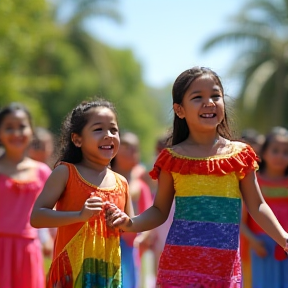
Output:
[53, 162, 128, 257]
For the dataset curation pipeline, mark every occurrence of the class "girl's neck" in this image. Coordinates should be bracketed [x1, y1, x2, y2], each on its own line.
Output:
[79, 158, 109, 174]
[1, 151, 27, 165]
[186, 133, 220, 147]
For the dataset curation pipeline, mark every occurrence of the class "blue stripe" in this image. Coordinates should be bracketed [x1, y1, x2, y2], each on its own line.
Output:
[166, 219, 239, 250]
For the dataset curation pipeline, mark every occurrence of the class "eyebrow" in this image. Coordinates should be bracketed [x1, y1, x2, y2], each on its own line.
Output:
[89, 122, 117, 128]
[190, 88, 221, 95]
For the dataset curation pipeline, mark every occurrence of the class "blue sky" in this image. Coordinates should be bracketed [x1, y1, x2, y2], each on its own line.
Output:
[88, 0, 248, 95]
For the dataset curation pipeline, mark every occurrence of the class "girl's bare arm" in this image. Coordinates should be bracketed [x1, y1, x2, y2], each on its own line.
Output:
[240, 170, 288, 248]
[30, 165, 104, 228]
[109, 170, 175, 233]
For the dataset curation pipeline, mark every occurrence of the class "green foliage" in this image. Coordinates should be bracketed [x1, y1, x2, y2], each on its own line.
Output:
[202, 0, 288, 133]
[0, 0, 167, 165]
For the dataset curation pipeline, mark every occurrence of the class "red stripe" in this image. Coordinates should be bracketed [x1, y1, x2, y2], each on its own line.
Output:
[159, 244, 240, 279]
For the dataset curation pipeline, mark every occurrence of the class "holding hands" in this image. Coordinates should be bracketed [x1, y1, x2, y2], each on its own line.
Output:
[80, 192, 132, 231]
[79, 193, 105, 221]
[105, 203, 132, 230]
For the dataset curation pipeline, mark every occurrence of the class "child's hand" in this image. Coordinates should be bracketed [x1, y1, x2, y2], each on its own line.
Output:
[105, 203, 131, 230]
[79, 194, 104, 222]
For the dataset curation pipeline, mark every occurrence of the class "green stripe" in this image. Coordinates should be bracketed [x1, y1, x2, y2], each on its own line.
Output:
[261, 186, 288, 198]
[175, 196, 241, 224]
[75, 258, 121, 287]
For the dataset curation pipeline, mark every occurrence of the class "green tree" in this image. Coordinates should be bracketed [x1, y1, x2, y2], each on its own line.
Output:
[202, 0, 288, 132]
[0, 0, 166, 164]
[0, 0, 59, 126]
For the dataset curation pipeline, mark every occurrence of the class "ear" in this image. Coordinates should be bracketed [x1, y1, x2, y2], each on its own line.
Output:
[173, 103, 184, 119]
[71, 133, 82, 147]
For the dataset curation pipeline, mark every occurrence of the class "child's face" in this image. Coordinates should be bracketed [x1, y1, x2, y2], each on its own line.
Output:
[29, 138, 54, 163]
[116, 140, 140, 171]
[0, 110, 33, 152]
[72, 107, 120, 165]
[175, 75, 225, 132]
[262, 136, 288, 174]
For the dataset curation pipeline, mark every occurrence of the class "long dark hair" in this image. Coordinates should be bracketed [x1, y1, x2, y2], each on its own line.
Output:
[56, 99, 117, 165]
[167, 66, 232, 146]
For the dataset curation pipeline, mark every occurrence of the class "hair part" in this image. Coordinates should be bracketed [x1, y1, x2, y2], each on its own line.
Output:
[166, 66, 232, 146]
[56, 98, 117, 165]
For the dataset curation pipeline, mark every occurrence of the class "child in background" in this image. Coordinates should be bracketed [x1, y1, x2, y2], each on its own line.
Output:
[29, 126, 56, 169]
[28, 127, 57, 264]
[31, 99, 133, 288]
[110, 131, 153, 288]
[105, 66, 288, 287]
[240, 128, 264, 288]
[241, 126, 288, 288]
[0, 102, 51, 288]
[241, 128, 265, 156]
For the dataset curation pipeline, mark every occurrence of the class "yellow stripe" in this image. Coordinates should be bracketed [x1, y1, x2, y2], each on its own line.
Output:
[172, 172, 241, 198]
[65, 222, 120, 280]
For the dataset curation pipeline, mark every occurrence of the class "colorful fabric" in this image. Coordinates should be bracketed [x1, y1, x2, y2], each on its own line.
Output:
[0, 162, 51, 288]
[251, 234, 288, 288]
[149, 142, 258, 288]
[247, 175, 288, 234]
[47, 162, 128, 288]
[247, 175, 288, 288]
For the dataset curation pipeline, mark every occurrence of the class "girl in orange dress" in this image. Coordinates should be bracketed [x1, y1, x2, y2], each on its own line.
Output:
[0, 103, 51, 288]
[31, 99, 133, 288]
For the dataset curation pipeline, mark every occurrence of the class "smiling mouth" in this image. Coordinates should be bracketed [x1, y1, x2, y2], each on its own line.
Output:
[200, 113, 216, 118]
[99, 145, 114, 150]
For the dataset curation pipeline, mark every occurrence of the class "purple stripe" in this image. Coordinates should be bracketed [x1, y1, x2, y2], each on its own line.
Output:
[166, 219, 239, 250]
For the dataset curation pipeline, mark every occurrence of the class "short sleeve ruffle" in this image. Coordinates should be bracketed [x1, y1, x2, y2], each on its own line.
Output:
[149, 143, 259, 180]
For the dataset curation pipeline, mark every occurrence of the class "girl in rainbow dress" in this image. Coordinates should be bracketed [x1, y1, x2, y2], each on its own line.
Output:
[105, 67, 288, 288]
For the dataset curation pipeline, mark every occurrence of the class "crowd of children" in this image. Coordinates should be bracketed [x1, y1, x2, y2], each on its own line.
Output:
[0, 66, 288, 288]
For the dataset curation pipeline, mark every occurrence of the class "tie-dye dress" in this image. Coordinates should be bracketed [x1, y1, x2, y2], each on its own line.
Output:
[149, 142, 258, 288]
[46, 162, 128, 288]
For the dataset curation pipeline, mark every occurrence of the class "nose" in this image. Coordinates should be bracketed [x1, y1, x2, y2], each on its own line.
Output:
[203, 98, 215, 108]
[104, 130, 113, 139]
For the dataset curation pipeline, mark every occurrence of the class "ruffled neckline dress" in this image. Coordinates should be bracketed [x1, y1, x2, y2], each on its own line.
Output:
[149, 142, 258, 288]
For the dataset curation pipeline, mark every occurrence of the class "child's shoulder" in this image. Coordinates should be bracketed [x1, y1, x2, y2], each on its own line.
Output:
[110, 169, 128, 185]
[228, 140, 257, 156]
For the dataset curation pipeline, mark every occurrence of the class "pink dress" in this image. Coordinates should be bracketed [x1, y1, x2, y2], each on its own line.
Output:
[0, 162, 51, 288]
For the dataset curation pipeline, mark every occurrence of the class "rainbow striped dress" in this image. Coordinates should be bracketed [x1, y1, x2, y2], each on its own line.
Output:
[149, 142, 258, 288]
